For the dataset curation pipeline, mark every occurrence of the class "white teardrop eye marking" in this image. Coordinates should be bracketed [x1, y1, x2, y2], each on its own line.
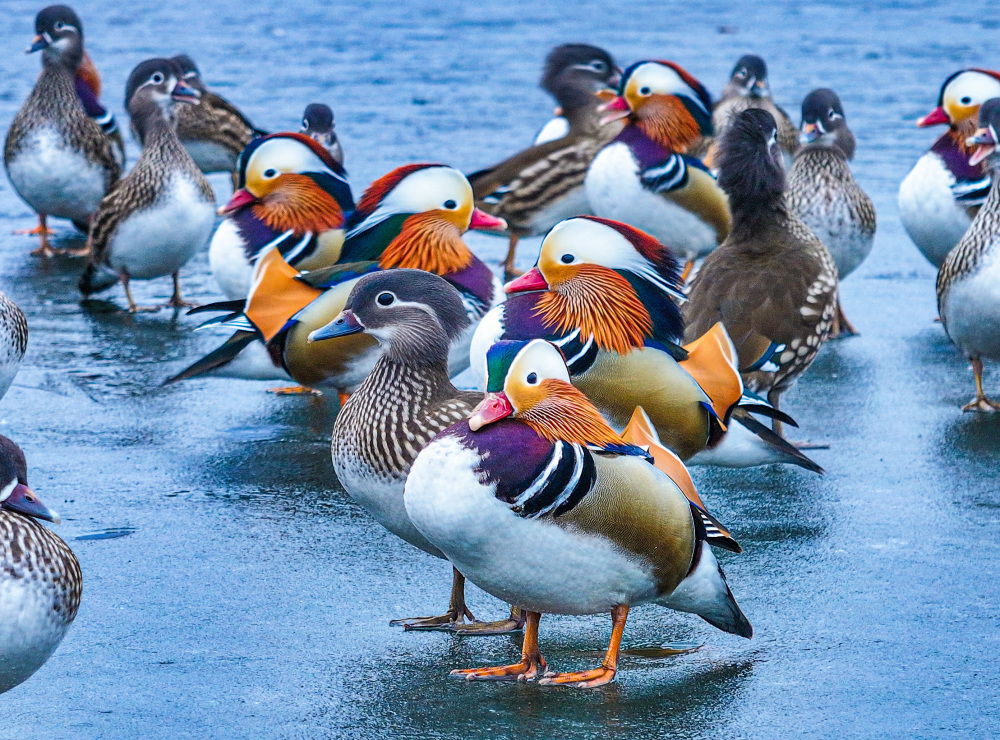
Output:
[376, 291, 396, 307]
[0, 479, 17, 503]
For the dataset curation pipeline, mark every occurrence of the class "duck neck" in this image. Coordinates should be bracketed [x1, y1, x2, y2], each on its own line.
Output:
[381, 326, 454, 371]
[133, 103, 183, 155]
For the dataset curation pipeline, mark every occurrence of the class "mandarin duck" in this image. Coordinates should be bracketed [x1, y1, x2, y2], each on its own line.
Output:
[899, 69, 1000, 267]
[169, 54, 266, 177]
[787, 89, 876, 337]
[313, 269, 523, 634]
[937, 98, 1000, 412]
[0, 292, 28, 402]
[168, 164, 506, 397]
[208, 132, 354, 300]
[684, 109, 837, 437]
[0, 436, 81, 695]
[4, 4, 124, 256]
[79, 58, 216, 312]
[404, 339, 751, 687]
[697, 55, 799, 167]
[585, 60, 731, 276]
[300, 103, 344, 165]
[472, 216, 821, 471]
[469, 44, 622, 279]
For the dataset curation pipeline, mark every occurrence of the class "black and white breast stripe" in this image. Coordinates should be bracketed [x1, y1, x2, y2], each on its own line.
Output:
[508, 441, 596, 519]
[640, 154, 689, 194]
[952, 176, 992, 206]
[551, 329, 599, 375]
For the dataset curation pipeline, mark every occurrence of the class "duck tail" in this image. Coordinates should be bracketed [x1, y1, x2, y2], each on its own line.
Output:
[731, 407, 823, 474]
[79, 261, 119, 296]
[164, 330, 257, 385]
[660, 543, 753, 639]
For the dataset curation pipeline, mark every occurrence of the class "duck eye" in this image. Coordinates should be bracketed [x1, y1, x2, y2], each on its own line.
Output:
[526, 372, 538, 384]
[735, 69, 746, 79]
[590, 60, 607, 73]
[151, 73, 164, 84]
[639, 86, 651, 96]
[961, 96, 972, 105]
[560, 253, 574, 264]
[443, 199, 457, 209]
[828, 110, 837, 119]
[54, 20, 65, 31]
[263, 168, 277, 178]
[376, 292, 395, 306]
[302, 118, 309, 128]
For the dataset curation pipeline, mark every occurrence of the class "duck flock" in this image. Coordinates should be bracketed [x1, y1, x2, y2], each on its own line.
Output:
[1, 4, 999, 694]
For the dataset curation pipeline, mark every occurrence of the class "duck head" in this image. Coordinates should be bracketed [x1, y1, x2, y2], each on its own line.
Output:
[716, 108, 784, 219]
[170, 54, 209, 95]
[29, 5, 84, 70]
[300, 103, 344, 164]
[799, 88, 855, 159]
[506, 216, 685, 354]
[0, 436, 60, 524]
[967, 98, 1000, 167]
[722, 54, 771, 99]
[125, 58, 200, 137]
[599, 60, 713, 151]
[308, 269, 469, 365]
[221, 133, 352, 233]
[541, 43, 622, 115]
[918, 69, 1000, 128]
[469, 339, 624, 446]
[346, 164, 506, 274]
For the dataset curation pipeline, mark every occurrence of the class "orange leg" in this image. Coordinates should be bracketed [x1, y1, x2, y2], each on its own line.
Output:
[503, 234, 523, 282]
[831, 296, 858, 338]
[267, 385, 323, 396]
[963, 357, 1000, 412]
[680, 259, 695, 283]
[451, 610, 546, 681]
[25, 215, 57, 256]
[337, 390, 351, 407]
[539, 604, 628, 688]
[166, 273, 197, 309]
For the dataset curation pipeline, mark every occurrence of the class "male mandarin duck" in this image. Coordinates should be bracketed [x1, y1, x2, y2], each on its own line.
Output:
[697, 55, 799, 167]
[787, 89, 876, 337]
[899, 69, 1000, 267]
[469, 43, 622, 279]
[314, 269, 523, 633]
[684, 109, 838, 436]
[169, 54, 266, 177]
[937, 98, 1000, 411]
[0, 436, 81, 695]
[208, 132, 354, 300]
[472, 216, 821, 471]
[0, 292, 28, 402]
[4, 4, 124, 256]
[300, 103, 344, 165]
[404, 339, 751, 687]
[168, 164, 506, 396]
[585, 60, 731, 275]
[79, 59, 216, 312]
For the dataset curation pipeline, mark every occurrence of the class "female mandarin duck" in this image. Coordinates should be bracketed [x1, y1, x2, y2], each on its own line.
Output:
[937, 98, 1000, 411]
[472, 216, 821, 471]
[787, 89, 876, 337]
[0, 436, 81, 695]
[404, 339, 752, 687]
[79, 59, 216, 312]
[899, 69, 1000, 268]
[684, 109, 837, 436]
[5, 4, 124, 256]
[168, 164, 506, 397]
[469, 43, 622, 278]
[169, 54, 266, 178]
[300, 103, 344, 165]
[208, 132, 354, 300]
[585, 60, 731, 276]
[0, 291, 28, 403]
[314, 269, 523, 633]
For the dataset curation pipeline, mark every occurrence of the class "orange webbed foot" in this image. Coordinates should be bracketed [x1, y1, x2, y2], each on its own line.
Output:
[962, 397, 1000, 413]
[267, 385, 323, 396]
[450, 654, 547, 682]
[15, 225, 55, 236]
[538, 666, 617, 688]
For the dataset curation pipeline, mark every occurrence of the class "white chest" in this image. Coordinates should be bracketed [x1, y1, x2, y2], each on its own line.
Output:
[942, 246, 1000, 360]
[898, 153, 974, 268]
[208, 218, 252, 300]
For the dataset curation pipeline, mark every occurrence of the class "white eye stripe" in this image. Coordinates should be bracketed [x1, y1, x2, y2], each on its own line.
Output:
[0, 478, 18, 502]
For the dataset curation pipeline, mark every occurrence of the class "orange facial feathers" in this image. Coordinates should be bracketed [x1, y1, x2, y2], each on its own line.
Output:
[378, 212, 473, 275]
[518, 379, 626, 448]
[252, 174, 346, 233]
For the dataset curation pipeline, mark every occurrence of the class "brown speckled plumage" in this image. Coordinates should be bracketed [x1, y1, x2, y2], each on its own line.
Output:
[0, 511, 82, 622]
[174, 91, 262, 171]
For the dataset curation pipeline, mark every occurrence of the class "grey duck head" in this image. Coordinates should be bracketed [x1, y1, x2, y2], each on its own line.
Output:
[29, 5, 84, 70]
[301, 103, 344, 164]
[308, 269, 469, 365]
[968, 97, 1000, 169]
[0, 435, 60, 524]
[125, 58, 200, 137]
[171, 54, 209, 95]
[799, 88, 856, 159]
[723, 54, 770, 99]
[541, 44, 621, 114]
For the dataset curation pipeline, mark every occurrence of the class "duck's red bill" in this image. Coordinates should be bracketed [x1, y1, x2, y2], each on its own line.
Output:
[468, 392, 512, 431]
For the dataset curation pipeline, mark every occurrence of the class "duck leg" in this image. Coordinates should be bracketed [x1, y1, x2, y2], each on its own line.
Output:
[451, 610, 546, 681]
[452, 605, 526, 636]
[503, 234, 523, 282]
[24, 215, 57, 257]
[963, 358, 1000, 412]
[266, 386, 322, 396]
[680, 260, 695, 283]
[831, 297, 858, 338]
[391, 567, 477, 631]
[166, 273, 197, 309]
[122, 271, 161, 313]
[539, 604, 628, 688]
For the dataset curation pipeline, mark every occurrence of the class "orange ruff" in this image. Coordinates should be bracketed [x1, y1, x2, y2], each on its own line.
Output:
[519, 380, 625, 448]
[638, 95, 703, 153]
[680, 322, 742, 422]
[244, 249, 323, 342]
[253, 174, 345, 233]
[535, 266, 651, 355]
[378, 213, 473, 275]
